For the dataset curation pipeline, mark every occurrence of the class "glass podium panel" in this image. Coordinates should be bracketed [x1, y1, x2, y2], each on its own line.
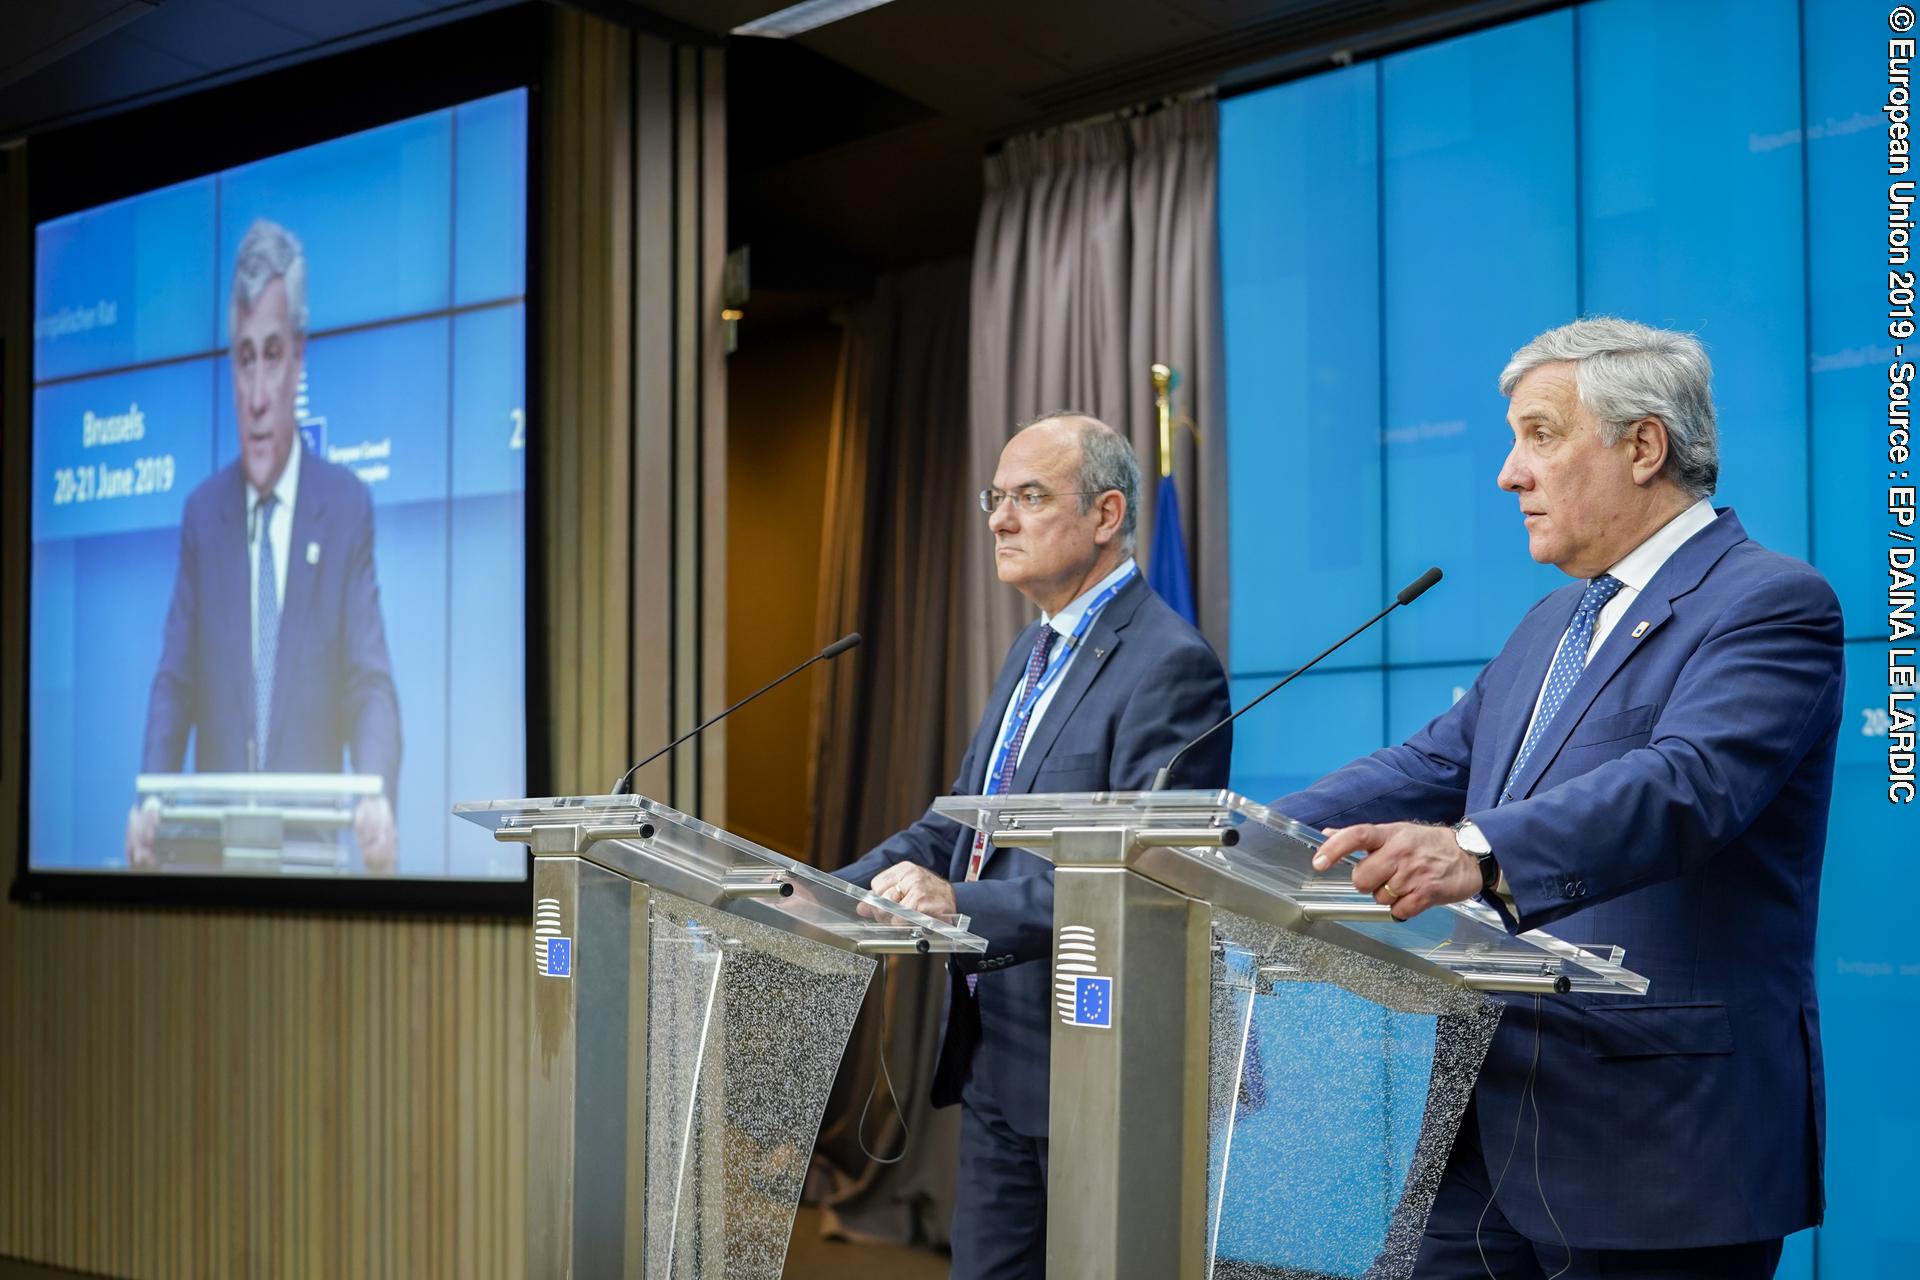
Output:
[1204, 907, 1502, 1280]
[932, 789, 1646, 996]
[642, 895, 874, 1280]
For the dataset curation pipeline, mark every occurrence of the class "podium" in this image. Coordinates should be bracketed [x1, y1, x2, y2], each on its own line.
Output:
[136, 771, 383, 872]
[454, 793, 985, 1279]
[932, 789, 1649, 1280]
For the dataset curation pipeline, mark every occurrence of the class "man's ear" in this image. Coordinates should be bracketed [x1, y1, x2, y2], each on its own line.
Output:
[1626, 416, 1670, 487]
[1092, 490, 1125, 546]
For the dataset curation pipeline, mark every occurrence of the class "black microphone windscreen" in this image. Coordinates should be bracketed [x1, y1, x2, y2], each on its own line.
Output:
[1396, 566, 1443, 606]
[821, 632, 862, 659]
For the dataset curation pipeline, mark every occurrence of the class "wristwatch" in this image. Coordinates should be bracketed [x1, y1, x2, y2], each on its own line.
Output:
[1452, 820, 1499, 895]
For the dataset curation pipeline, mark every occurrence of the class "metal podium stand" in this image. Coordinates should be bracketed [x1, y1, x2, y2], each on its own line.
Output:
[455, 794, 985, 1280]
[933, 789, 1649, 1280]
[137, 771, 384, 872]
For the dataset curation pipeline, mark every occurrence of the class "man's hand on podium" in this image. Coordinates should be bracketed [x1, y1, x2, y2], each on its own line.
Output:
[1311, 822, 1480, 922]
[124, 800, 159, 867]
[355, 795, 397, 875]
[868, 861, 957, 919]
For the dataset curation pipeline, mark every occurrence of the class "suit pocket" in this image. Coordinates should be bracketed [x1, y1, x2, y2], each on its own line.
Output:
[1565, 703, 1659, 748]
[1583, 1001, 1733, 1058]
[1034, 751, 1101, 779]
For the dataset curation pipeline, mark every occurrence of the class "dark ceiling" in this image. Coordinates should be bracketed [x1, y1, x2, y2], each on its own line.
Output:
[1, 0, 1554, 291]
[645, 0, 1553, 138]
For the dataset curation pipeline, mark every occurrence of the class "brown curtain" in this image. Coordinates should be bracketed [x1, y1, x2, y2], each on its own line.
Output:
[804, 258, 974, 1248]
[965, 96, 1228, 708]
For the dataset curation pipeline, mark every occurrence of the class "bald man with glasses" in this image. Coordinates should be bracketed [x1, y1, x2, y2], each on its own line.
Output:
[837, 411, 1232, 1280]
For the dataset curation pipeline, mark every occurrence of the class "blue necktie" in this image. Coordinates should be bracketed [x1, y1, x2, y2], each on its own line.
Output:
[991, 626, 1057, 794]
[1501, 573, 1624, 803]
[254, 494, 279, 770]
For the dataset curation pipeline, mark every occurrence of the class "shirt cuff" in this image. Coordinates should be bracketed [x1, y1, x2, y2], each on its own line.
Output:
[1493, 868, 1517, 914]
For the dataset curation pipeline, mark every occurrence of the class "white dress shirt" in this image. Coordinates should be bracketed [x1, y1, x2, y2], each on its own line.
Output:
[985, 556, 1138, 783]
[1517, 498, 1716, 742]
[246, 432, 303, 660]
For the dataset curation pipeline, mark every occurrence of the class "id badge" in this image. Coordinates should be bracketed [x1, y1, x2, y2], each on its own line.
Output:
[965, 828, 992, 881]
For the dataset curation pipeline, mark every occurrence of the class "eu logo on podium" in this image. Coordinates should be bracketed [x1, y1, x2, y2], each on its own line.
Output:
[545, 937, 572, 978]
[1071, 975, 1112, 1028]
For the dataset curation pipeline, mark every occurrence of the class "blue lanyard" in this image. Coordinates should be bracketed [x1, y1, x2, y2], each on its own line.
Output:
[985, 566, 1136, 791]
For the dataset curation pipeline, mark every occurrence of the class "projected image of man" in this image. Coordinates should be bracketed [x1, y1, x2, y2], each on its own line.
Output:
[127, 219, 402, 873]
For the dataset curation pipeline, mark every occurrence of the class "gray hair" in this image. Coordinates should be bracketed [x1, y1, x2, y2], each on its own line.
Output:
[231, 218, 309, 335]
[1018, 410, 1142, 547]
[1498, 317, 1718, 497]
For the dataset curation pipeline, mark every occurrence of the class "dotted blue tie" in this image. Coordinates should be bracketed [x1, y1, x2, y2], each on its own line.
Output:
[1501, 574, 1623, 803]
[254, 494, 279, 770]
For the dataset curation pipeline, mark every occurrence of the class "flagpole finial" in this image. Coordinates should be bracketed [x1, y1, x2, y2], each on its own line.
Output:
[1151, 362, 1174, 477]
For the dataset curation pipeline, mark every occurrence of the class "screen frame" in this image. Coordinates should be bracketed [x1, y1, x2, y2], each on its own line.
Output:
[10, 7, 547, 916]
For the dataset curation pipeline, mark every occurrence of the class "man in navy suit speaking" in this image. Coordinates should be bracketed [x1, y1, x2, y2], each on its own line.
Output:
[1278, 319, 1843, 1277]
[837, 413, 1232, 1280]
[126, 219, 402, 873]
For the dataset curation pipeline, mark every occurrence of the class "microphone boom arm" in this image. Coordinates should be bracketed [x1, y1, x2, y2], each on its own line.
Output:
[1149, 567, 1441, 792]
[609, 633, 861, 795]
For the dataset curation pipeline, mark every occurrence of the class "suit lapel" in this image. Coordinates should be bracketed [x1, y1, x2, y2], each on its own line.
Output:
[1009, 577, 1146, 794]
[1505, 510, 1747, 803]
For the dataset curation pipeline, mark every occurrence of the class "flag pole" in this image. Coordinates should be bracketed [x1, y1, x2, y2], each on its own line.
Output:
[1151, 362, 1174, 477]
[1144, 361, 1197, 623]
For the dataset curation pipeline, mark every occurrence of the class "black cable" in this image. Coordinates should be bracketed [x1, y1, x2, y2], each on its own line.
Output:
[1531, 999, 1572, 1278]
[856, 955, 910, 1166]
[1476, 995, 1544, 1280]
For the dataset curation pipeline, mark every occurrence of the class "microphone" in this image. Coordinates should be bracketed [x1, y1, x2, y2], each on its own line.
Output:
[1149, 568, 1442, 791]
[609, 632, 861, 795]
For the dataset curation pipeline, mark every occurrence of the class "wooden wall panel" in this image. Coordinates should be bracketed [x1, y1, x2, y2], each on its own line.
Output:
[0, 901, 530, 1278]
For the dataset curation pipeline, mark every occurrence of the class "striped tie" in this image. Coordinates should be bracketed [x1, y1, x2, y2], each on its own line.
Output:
[254, 494, 279, 770]
[991, 626, 1057, 794]
[1501, 573, 1623, 803]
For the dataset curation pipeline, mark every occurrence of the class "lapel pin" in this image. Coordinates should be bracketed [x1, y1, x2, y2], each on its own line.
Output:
[1630, 620, 1649, 639]
[306, 541, 321, 566]
[1093, 646, 1107, 659]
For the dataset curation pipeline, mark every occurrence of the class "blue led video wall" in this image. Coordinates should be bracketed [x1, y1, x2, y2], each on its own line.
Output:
[29, 89, 528, 880]
[1221, 2, 1915, 1274]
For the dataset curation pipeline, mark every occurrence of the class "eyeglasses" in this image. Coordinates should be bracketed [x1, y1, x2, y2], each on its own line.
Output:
[979, 487, 1105, 514]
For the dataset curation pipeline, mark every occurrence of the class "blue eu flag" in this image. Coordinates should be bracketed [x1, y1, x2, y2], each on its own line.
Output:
[1074, 976, 1113, 1028]
[1147, 472, 1196, 624]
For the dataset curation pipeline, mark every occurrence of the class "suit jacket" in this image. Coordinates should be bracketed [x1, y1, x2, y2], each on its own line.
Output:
[142, 454, 403, 807]
[1275, 509, 1843, 1250]
[839, 575, 1232, 1136]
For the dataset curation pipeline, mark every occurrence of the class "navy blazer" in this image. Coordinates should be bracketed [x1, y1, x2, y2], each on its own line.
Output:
[839, 574, 1232, 1136]
[141, 453, 403, 807]
[1276, 509, 1843, 1250]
